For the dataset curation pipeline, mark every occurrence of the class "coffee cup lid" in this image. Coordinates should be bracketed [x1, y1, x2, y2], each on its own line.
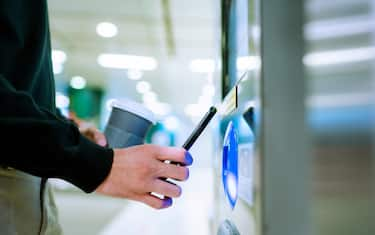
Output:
[110, 99, 156, 124]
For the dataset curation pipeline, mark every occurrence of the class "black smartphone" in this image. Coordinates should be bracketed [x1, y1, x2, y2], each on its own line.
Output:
[160, 106, 217, 186]
[182, 106, 217, 150]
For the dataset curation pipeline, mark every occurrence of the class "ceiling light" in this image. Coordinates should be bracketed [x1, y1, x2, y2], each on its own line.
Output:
[136, 81, 151, 94]
[96, 22, 118, 38]
[190, 59, 215, 73]
[127, 69, 143, 80]
[98, 54, 158, 71]
[70, 76, 87, 89]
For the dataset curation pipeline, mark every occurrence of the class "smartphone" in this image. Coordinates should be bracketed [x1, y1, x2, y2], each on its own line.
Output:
[182, 106, 217, 150]
[165, 105, 217, 169]
[160, 106, 217, 186]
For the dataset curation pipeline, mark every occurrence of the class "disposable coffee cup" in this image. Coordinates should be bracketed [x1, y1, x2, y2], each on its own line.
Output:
[104, 99, 156, 148]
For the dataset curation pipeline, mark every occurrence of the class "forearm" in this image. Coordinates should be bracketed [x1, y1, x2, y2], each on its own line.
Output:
[0, 76, 113, 192]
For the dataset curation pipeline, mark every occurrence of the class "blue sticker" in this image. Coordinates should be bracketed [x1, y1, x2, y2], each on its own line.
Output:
[222, 121, 239, 209]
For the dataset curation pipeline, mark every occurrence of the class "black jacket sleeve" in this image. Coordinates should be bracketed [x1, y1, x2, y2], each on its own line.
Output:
[0, 75, 114, 193]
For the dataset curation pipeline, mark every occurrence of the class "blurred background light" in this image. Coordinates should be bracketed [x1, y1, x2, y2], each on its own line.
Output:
[184, 103, 207, 117]
[52, 50, 67, 64]
[198, 94, 213, 107]
[189, 59, 215, 73]
[202, 83, 215, 97]
[98, 54, 158, 71]
[53, 63, 64, 75]
[127, 69, 143, 80]
[163, 116, 179, 131]
[236, 56, 261, 71]
[303, 46, 375, 66]
[70, 76, 87, 89]
[106, 98, 116, 111]
[52, 49, 67, 75]
[145, 102, 171, 116]
[136, 81, 151, 94]
[56, 92, 70, 109]
[142, 91, 158, 104]
[96, 22, 118, 38]
[307, 92, 373, 108]
[305, 15, 374, 40]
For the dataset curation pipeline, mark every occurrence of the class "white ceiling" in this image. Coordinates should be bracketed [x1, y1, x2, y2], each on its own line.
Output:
[48, 0, 218, 118]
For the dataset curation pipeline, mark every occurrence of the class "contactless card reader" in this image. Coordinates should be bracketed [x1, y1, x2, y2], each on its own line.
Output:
[222, 121, 239, 209]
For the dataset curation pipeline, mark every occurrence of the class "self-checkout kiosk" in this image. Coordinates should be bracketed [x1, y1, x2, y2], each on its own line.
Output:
[211, 0, 310, 235]
[211, 0, 261, 234]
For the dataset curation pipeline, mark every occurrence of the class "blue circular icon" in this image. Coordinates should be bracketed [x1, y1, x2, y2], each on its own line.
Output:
[222, 121, 238, 209]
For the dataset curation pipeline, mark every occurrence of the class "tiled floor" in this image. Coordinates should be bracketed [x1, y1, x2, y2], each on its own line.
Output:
[54, 168, 214, 235]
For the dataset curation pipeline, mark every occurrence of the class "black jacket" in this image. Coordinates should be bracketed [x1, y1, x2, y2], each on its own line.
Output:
[0, 0, 113, 193]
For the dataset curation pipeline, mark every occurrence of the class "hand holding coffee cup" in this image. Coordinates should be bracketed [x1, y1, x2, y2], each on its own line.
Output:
[98, 99, 190, 209]
[104, 99, 156, 148]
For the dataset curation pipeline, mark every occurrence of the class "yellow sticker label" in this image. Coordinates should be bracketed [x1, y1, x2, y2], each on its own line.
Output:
[220, 86, 238, 115]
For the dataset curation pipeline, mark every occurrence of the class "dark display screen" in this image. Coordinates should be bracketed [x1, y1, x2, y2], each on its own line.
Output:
[221, 0, 249, 98]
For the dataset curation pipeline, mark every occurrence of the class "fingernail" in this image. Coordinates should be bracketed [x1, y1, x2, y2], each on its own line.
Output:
[163, 198, 173, 208]
[185, 151, 193, 165]
[177, 186, 182, 197]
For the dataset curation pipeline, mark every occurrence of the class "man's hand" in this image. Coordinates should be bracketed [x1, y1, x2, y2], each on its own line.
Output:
[95, 144, 193, 209]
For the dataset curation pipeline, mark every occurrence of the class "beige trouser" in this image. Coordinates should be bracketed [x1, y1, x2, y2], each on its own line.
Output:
[0, 167, 62, 235]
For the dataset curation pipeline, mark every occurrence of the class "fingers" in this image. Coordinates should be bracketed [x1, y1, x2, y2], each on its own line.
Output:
[97, 145, 193, 210]
[140, 194, 173, 209]
[151, 179, 182, 198]
[151, 146, 193, 166]
[157, 162, 189, 181]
